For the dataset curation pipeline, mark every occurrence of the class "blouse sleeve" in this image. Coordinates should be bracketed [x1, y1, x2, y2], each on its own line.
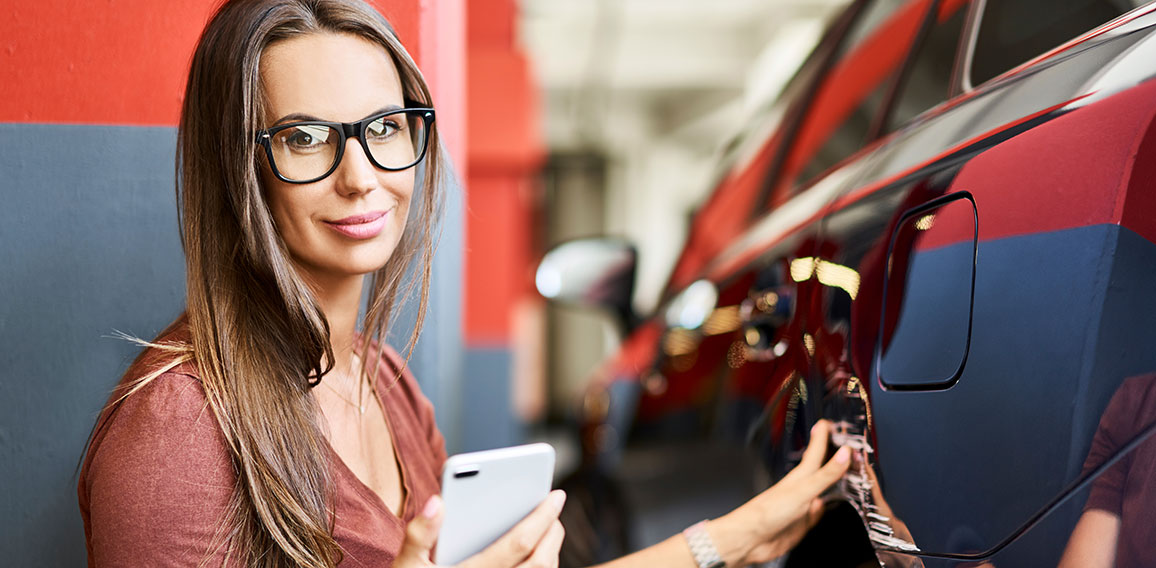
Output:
[82, 372, 238, 567]
[1081, 375, 1155, 516]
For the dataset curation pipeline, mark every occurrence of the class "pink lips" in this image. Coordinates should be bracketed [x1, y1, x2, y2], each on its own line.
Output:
[323, 210, 389, 239]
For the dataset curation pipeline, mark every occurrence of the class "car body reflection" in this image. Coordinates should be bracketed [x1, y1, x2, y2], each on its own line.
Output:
[537, 0, 1156, 566]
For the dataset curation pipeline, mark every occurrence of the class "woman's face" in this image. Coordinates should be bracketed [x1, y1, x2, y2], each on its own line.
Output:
[259, 32, 414, 284]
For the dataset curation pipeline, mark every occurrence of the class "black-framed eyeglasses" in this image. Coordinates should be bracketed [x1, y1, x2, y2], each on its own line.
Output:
[256, 107, 435, 184]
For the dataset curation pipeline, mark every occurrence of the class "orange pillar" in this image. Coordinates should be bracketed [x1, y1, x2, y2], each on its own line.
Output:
[462, 0, 546, 448]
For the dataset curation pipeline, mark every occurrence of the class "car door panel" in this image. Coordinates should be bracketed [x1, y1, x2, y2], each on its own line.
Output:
[810, 47, 1156, 566]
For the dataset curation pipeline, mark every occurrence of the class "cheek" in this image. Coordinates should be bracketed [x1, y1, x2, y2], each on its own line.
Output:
[260, 168, 290, 224]
[260, 176, 313, 250]
[386, 171, 417, 225]
[264, 193, 293, 233]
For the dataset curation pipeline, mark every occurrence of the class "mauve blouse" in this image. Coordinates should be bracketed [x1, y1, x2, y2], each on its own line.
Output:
[78, 332, 447, 567]
[1081, 373, 1156, 568]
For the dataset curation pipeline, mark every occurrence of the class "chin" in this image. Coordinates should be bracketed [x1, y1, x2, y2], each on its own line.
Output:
[293, 244, 398, 282]
[354, 242, 403, 272]
[289, 226, 404, 280]
[334, 250, 397, 277]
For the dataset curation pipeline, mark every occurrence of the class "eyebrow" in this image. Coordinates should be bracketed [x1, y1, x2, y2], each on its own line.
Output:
[271, 104, 405, 126]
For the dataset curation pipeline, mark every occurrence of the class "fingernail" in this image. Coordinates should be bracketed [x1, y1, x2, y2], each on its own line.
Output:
[835, 446, 851, 464]
[550, 490, 567, 512]
[423, 495, 442, 518]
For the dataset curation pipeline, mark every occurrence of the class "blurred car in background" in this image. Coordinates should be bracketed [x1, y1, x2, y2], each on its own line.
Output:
[538, 0, 1156, 566]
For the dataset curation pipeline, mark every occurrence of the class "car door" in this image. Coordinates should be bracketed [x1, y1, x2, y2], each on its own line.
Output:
[808, 0, 1156, 566]
[625, 1, 961, 564]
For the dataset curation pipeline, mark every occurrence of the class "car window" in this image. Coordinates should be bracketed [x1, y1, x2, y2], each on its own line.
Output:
[780, 0, 931, 199]
[840, 0, 913, 58]
[795, 86, 889, 186]
[888, 0, 971, 130]
[970, 0, 1148, 87]
[659, 3, 854, 299]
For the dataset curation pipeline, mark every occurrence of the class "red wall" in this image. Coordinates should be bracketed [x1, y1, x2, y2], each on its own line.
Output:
[0, 0, 531, 347]
[464, 0, 544, 345]
[0, 1, 422, 126]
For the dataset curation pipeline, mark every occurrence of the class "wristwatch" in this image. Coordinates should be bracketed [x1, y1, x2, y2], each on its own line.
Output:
[683, 521, 726, 568]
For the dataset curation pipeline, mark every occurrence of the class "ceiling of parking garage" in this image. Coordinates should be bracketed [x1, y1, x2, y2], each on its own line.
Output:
[519, 0, 850, 316]
[520, 0, 848, 152]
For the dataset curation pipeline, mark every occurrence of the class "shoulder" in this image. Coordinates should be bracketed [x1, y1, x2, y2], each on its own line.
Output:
[1084, 373, 1156, 468]
[1116, 373, 1156, 400]
[88, 323, 216, 455]
[1082, 373, 1156, 515]
[82, 363, 234, 498]
[81, 368, 236, 564]
[1101, 373, 1156, 428]
[99, 366, 219, 450]
[80, 352, 236, 564]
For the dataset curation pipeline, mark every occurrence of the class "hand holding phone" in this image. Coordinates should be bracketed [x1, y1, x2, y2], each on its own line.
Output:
[393, 443, 565, 568]
[436, 443, 557, 565]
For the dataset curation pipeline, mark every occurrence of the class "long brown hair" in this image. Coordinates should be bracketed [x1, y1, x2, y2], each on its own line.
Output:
[122, 1, 443, 565]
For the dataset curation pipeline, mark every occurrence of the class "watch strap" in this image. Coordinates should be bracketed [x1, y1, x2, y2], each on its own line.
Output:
[683, 520, 726, 568]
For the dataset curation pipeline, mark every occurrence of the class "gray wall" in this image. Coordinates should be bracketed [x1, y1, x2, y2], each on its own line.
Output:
[0, 124, 187, 564]
[389, 160, 466, 454]
[0, 123, 464, 565]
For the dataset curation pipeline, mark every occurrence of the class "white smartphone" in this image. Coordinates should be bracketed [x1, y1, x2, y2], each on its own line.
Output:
[434, 443, 556, 565]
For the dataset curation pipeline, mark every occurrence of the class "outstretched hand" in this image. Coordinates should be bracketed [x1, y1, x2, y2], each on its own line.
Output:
[710, 419, 852, 565]
[396, 490, 567, 568]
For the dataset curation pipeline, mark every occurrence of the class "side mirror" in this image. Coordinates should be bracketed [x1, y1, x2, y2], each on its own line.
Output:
[535, 238, 639, 333]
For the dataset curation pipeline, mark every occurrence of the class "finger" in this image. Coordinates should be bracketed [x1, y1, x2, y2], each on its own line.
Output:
[805, 497, 825, 531]
[477, 490, 566, 564]
[797, 420, 832, 473]
[517, 520, 564, 568]
[398, 495, 444, 565]
[808, 446, 852, 494]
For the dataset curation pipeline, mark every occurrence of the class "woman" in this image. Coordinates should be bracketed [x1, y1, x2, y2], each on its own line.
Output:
[78, 0, 851, 566]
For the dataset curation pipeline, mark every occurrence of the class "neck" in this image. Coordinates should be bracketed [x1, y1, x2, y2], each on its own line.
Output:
[307, 271, 365, 381]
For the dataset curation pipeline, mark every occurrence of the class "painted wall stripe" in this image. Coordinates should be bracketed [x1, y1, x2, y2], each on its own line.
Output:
[0, 1, 421, 126]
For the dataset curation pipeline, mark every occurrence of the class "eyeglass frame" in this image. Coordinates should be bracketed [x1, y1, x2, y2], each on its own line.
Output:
[256, 105, 436, 184]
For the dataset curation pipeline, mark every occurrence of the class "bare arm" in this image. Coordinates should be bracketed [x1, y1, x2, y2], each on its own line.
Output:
[1058, 509, 1120, 568]
[397, 421, 847, 568]
[589, 420, 852, 568]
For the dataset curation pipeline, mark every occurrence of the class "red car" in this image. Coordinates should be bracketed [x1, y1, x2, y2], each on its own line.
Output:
[539, 0, 1156, 566]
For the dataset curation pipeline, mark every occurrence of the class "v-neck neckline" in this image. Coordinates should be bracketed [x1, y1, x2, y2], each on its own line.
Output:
[326, 345, 412, 525]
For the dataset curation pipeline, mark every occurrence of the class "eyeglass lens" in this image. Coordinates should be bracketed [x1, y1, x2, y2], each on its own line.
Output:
[268, 110, 428, 182]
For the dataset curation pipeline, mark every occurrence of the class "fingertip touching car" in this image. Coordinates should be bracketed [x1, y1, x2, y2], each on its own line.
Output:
[538, 0, 1156, 566]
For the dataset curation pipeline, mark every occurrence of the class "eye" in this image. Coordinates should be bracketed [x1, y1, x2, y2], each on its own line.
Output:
[277, 124, 332, 152]
[366, 117, 403, 141]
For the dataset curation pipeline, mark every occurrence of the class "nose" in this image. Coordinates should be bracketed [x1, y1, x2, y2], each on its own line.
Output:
[333, 138, 379, 196]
